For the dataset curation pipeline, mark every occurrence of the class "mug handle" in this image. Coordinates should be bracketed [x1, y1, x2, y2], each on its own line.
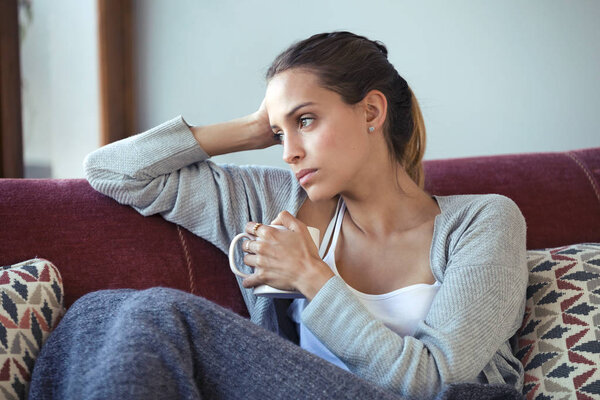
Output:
[228, 232, 252, 278]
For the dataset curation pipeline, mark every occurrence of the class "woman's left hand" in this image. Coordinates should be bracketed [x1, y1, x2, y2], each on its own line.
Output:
[241, 211, 334, 300]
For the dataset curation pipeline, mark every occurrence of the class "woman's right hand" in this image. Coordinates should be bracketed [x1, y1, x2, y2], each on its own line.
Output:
[250, 97, 279, 150]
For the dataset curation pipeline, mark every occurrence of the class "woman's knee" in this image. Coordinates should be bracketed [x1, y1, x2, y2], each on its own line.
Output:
[131, 286, 196, 306]
[71, 287, 197, 312]
[65, 288, 196, 327]
[109, 287, 219, 330]
[123, 287, 205, 315]
[66, 288, 135, 318]
[68, 287, 230, 340]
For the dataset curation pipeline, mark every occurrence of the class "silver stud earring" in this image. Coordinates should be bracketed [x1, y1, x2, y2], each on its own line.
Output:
[368, 126, 375, 133]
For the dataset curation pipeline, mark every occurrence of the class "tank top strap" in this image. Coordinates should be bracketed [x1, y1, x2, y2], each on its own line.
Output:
[318, 196, 344, 258]
[321, 198, 346, 261]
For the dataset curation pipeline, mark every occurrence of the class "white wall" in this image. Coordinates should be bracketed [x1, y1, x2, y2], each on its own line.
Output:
[134, 0, 600, 169]
[20, 0, 99, 178]
[20, 1, 600, 178]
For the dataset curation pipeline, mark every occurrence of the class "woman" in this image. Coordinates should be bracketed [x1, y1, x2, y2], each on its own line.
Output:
[30, 32, 527, 399]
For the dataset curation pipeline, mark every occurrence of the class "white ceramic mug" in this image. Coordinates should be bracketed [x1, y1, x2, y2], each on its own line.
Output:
[228, 225, 320, 298]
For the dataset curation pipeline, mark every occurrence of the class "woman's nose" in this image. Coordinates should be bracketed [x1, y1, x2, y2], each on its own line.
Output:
[282, 134, 305, 164]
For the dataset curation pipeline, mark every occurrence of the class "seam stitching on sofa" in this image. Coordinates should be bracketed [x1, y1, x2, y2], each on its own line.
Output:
[177, 226, 197, 295]
[566, 152, 600, 206]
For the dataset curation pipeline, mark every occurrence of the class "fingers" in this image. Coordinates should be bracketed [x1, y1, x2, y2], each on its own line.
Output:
[240, 215, 308, 291]
[241, 254, 266, 289]
[241, 239, 277, 288]
[242, 238, 263, 255]
[244, 221, 276, 237]
[247, 210, 305, 237]
[244, 221, 285, 242]
[243, 252, 260, 268]
[239, 249, 257, 288]
[245, 221, 263, 237]
[270, 211, 304, 232]
[243, 239, 252, 253]
[271, 212, 316, 253]
[242, 271, 263, 289]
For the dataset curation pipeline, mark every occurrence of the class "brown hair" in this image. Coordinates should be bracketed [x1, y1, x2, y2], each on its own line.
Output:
[266, 31, 426, 187]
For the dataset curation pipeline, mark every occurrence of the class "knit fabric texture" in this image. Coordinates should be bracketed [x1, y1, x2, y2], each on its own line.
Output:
[30, 287, 405, 400]
[83, 116, 528, 399]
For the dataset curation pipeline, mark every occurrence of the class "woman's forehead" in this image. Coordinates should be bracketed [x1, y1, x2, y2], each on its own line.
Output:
[265, 70, 339, 117]
[266, 70, 320, 100]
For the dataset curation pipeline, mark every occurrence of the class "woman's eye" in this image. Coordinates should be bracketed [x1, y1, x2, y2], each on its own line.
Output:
[299, 117, 314, 129]
[273, 132, 284, 142]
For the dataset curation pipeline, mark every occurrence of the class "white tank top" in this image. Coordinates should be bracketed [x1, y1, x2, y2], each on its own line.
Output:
[288, 197, 440, 371]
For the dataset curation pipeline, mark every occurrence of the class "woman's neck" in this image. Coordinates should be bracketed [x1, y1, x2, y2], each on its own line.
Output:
[340, 166, 439, 239]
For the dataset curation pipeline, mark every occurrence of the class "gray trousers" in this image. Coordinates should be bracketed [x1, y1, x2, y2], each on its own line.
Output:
[28, 287, 402, 399]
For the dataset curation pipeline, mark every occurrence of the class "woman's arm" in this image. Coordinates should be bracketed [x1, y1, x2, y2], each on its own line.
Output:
[83, 108, 304, 256]
[190, 100, 275, 156]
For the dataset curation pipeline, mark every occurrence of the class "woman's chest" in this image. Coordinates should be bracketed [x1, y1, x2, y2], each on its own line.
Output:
[334, 226, 436, 295]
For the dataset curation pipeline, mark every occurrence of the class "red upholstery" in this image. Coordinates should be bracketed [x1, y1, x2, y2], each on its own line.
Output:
[424, 148, 600, 250]
[0, 179, 247, 315]
[1, 147, 599, 315]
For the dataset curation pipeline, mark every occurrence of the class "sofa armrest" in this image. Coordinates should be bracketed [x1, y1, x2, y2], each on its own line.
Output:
[0, 179, 248, 315]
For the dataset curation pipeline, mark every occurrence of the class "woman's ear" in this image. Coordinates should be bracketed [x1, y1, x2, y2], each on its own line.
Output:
[363, 90, 387, 133]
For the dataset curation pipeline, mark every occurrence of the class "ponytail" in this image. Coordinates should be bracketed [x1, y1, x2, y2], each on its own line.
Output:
[403, 87, 426, 188]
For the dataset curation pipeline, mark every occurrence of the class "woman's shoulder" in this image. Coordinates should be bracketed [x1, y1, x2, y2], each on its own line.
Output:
[435, 193, 523, 222]
[429, 194, 528, 283]
[432, 193, 526, 255]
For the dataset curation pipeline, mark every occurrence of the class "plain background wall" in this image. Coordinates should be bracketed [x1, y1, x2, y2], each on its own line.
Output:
[20, 0, 99, 178]
[133, 0, 600, 169]
[21, 1, 600, 177]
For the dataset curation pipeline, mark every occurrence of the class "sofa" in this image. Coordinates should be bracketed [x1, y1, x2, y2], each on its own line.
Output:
[1, 146, 599, 399]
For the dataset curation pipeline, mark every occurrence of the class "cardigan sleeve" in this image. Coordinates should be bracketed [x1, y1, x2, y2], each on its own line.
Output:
[301, 194, 528, 399]
[83, 116, 306, 255]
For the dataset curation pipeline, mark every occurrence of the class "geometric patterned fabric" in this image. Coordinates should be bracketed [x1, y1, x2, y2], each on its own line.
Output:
[0, 259, 64, 400]
[517, 244, 600, 400]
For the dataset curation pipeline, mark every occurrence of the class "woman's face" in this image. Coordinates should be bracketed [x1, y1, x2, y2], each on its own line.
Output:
[265, 69, 371, 201]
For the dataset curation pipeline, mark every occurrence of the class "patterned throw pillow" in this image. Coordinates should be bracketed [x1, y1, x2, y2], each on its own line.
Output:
[517, 243, 600, 400]
[0, 259, 64, 400]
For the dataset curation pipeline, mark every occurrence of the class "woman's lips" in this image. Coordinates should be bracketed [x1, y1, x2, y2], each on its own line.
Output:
[295, 169, 318, 185]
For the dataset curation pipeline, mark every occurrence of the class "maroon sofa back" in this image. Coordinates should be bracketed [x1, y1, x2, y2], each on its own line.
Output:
[1, 147, 599, 315]
[0, 179, 248, 314]
[424, 147, 600, 250]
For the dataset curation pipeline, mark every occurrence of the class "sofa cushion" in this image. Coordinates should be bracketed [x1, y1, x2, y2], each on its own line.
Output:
[517, 244, 600, 400]
[0, 259, 65, 400]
